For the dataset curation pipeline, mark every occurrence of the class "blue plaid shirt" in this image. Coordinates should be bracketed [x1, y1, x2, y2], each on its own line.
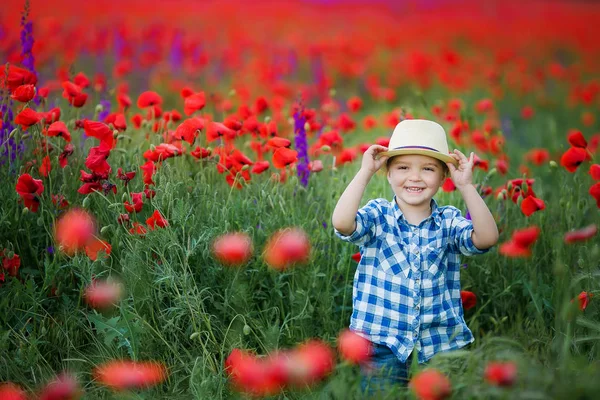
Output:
[334, 196, 489, 364]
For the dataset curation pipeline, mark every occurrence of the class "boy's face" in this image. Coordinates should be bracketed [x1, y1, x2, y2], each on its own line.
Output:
[386, 154, 446, 210]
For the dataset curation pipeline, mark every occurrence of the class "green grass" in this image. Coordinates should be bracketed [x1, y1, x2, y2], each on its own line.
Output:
[1, 79, 599, 399]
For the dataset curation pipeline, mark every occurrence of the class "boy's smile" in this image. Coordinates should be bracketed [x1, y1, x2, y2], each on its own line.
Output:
[386, 154, 446, 216]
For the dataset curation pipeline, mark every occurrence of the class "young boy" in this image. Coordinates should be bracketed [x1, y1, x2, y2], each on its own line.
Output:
[332, 119, 499, 396]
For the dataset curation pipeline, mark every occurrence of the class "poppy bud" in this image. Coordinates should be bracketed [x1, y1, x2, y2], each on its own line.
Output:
[520, 181, 528, 193]
[549, 160, 558, 168]
[8, 128, 17, 140]
[516, 196, 523, 206]
[264, 116, 272, 123]
[190, 332, 200, 340]
[22, 207, 29, 215]
[243, 325, 251, 335]
[113, 130, 119, 138]
[577, 200, 587, 210]
[304, 122, 310, 131]
[7, 250, 14, 259]
[228, 89, 236, 97]
[329, 88, 337, 97]
[506, 181, 513, 191]
[101, 225, 111, 234]
[241, 164, 250, 171]
[496, 189, 507, 201]
[37, 217, 44, 226]
[95, 104, 104, 113]
[559, 198, 566, 207]
[320, 145, 331, 152]
[487, 168, 497, 178]
[83, 196, 91, 208]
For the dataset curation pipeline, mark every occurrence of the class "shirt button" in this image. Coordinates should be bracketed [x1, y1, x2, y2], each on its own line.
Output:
[415, 248, 420, 255]
[415, 279, 420, 285]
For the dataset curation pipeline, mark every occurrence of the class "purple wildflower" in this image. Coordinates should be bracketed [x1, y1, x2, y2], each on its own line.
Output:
[169, 30, 184, 72]
[0, 100, 17, 166]
[20, 1, 36, 78]
[293, 102, 310, 187]
[98, 99, 111, 121]
[465, 211, 471, 221]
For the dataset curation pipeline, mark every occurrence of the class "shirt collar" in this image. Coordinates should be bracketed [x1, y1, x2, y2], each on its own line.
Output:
[392, 195, 442, 228]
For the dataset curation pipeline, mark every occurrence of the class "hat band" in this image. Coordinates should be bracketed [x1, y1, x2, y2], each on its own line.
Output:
[392, 145, 440, 153]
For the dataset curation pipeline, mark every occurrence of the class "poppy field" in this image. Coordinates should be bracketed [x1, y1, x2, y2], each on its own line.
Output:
[1, 0, 600, 398]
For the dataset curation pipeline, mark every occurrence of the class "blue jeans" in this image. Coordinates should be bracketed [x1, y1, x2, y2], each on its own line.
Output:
[359, 343, 418, 397]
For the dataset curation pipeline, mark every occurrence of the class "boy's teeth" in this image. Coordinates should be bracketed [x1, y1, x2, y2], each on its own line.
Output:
[407, 187, 423, 192]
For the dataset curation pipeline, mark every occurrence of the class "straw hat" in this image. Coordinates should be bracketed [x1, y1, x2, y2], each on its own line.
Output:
[381, 119, 458, 166]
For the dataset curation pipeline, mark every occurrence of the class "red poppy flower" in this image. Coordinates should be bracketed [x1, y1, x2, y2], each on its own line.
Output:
[267, 137, 291, 149]
[336, 148, 358, 166]
[351, 252, 361, 263]
[39, 372, 81, 400]
[484, 361, 517, 387]
[564, 224, 597, 244]
[11, 84, 36, 103]
[590, 182, 600, 208]
[2, 64, 37, 91]
[460, 290, 477, 310]
[521, 106, 534, 119]
[525, 149, 550, 165]
[495, 159, 508, 175]
[0, 382, 27, 400]
[15, 173, 44, 212]
[146, 210, 169, 230]
[74, 72, 90, 88]
[59, 144, 74, 168]
[94, 360, 166, 391]
[84, 120, 114, 149]
[174, 117, 205, 145]
[441, 177, 456, 192]
[590, 164, 600, 180]
[560, 147, 588, 172]
[363, 115, 377, 130]
[14, 107, 41, 129]
[39, 155, 52, 178]
[251, 160, 270, 174]
[212, 232, 253, 267]
[263, 228, 310, 270]
[129, 222, 147, 236]
[55, 208, 96, 256]
[1, 251, 21, 277]
[137, 91, 163, 108]
[77, 182, 102, 195]
[409, 369, 452, 400]
[337, 329, 371, 365]
[45, 121, 72, 142]
[572, 291, 593, 311]
[520, 195, 545, 217]
[207, 122, 236, 142]
[85, 145, 112, 176]
[309, 160, 324, 172]
[272, 148, 298, 169]
[140, 161, 155, 185]
[347, 96, 363, 112]
[85, 238, 111, 261]
[183, 92, 206, 115]
[567, 130, 587, 148]
[124, 192, 144, 213]
[117, 168, 136, 186]
[191, 146, 211, 160]
[85, 279, 123, 309]
[475, 98, 493, 113]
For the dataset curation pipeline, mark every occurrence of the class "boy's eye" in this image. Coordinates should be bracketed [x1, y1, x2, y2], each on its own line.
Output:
[424, 167, 435, 171]
[398, 166, 408, 170]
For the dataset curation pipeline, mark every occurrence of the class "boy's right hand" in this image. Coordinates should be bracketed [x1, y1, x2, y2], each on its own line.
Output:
[361, 145, 389, 175]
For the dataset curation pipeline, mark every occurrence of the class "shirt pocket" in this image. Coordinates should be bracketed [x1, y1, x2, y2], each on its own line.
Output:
[424, 245, 445, 278]
[377, 235, 411, 279]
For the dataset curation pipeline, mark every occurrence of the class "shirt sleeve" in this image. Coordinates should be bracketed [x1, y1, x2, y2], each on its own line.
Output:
[449, 208, 491, 256]
[334, 199, 380, 246]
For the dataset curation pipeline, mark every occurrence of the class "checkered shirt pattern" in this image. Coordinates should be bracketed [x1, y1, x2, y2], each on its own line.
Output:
[334, 196, 489, 364]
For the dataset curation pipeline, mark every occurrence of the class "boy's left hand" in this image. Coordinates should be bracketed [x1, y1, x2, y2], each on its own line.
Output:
[446, 149, 474, 189]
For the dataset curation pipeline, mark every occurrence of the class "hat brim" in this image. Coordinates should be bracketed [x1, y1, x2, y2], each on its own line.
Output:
[380, 149, 458, 166]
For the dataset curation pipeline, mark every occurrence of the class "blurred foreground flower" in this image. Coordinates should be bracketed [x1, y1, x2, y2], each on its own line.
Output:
[499, 226, 540, 257]
[39, 372, 81, 400]
[212, 232, 253, 266]
[85, 279, 124, 310]
[94, 360, 166, 391]
[55, 208, 96, 256]
[0, 382, 26, 399]
[337, 329, 371, 365]
[263, 228, 310, 270]
[225, 339, 334, 396]
[409, 369, 452, 400]
[564, 224, 597, 244]
[484, 361, 517, 387]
